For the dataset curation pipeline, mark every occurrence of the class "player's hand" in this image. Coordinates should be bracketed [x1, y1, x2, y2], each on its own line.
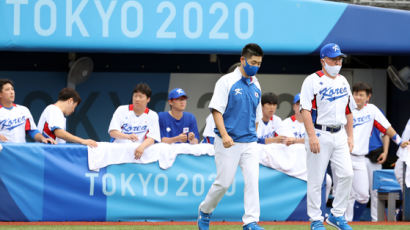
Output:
[400, 140, 409, 148]
[0, 134, 8, 142]
[348, 136, 354, 153]
[309, 135, 320, 154]
[377, 152, 388, 164]
[83, 139, 98, 148]
[127, 134, 139, 142]
[177, 133, 188, 143]
[42, 137, 56, 144]
[275, 136, 286, 144]
[221, 134, 234, 148]
[284, 137, 295, 146]
[188, 132, 195, 141]
[134, 145, 144, 159]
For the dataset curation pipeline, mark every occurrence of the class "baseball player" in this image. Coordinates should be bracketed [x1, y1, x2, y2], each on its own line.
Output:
[394, 118, 410, 190]
[38, 88, 97, 147]
[197, 43, 264, 230]
[344, 82, 409, 221]
[159, 88, 200, 144]
[108, 83, 161, 159]
[202, 113, 215, 144]
[300, 43, 356, 230]
[0, 79, 55, 144]
[257, 92, 284, 144]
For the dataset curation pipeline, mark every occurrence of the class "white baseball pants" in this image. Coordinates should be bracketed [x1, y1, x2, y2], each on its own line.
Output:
[199, 136, 260, 225]
[306, 128, 353, 221]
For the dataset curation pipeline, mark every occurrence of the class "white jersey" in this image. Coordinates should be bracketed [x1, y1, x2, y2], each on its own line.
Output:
[300, 70, 356, 126]
[203, 113, 215, 138]
[0, 104, 38, 143]
[108, 105, 161, 144]
[396, 118, 410, 159]
[352, 104, 391, 156]
[277, 115, 306, 139]
[257, 115, 282, 139]
[38, 104, 66, 144]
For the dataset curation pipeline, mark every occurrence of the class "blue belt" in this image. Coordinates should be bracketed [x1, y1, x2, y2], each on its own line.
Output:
[314, 124, 341, 133]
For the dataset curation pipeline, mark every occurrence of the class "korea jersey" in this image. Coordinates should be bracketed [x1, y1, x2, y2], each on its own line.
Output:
[38, 104, 66, 144]
[396, 118, 410, 159]
[277, 115, 306, 139]
[209, 67, 262, 143]
[108, 105, 161, 144]
[300, 70, 356, 126]
[257, 115, 282, 143]
[351, 104, 391, 155]
[0, 104, 39, 143]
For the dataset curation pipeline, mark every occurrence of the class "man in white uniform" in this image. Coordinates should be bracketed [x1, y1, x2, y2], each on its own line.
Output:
[345, 82, 409, 221]
[0, 79, 55, 144]
[300, 43, 356, 230]
[394, 118, 410, 190]
[257, 92, 284, 144]
[197, 43, 264, 230]
[38, 88, 97, 147]
[108, 83, 161, 159]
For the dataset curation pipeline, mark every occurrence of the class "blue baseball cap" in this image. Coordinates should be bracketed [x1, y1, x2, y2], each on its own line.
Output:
[320, 43, 347, 59]
[293, 93, 301, 104]
[168, 88, 188, 100]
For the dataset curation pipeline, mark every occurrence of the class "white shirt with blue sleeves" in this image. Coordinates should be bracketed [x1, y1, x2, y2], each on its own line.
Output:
[209, 67, 262, 143]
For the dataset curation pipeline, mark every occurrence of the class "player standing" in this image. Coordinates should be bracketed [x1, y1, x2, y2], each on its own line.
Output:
[197, 43, 264, 230]
[300, 43, 356, 230]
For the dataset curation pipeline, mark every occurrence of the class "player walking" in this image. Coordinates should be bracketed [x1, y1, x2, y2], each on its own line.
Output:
[197, 43, 264, 230]
[300, 43, 356, 230]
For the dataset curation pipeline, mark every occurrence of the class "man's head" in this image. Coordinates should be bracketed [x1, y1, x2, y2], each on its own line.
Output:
[320, 43, 346, 77]
[0, 79, 15, 105]
[261, 92, 278, 119]
[293, 93, 301, 116]
[132, 83, 151, 110]
[240, 43, 263, 77]
[352, 82, 372, 109]
[57, 88, 81, 116]
[168, 88, 188, 112]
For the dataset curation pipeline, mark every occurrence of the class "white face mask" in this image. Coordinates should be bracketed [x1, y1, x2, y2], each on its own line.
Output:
[323, 59, 341, 77]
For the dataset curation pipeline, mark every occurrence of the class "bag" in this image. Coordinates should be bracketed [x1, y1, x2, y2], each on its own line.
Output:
[365, 147, 384, 163]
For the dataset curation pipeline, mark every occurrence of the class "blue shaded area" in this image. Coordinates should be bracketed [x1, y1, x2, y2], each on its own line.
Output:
[0, 143, 46, 221]
[286, 194, 308, 221]
[42, 144, 107, 221]
[318, 4, 410, 54]
[0, 178, 27, 221]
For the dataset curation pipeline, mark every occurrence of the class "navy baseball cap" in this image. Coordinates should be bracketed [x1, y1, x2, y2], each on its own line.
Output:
[320, 43, 347, 59]
[168, 88, 188, 100]
[293, 93, 301, 104]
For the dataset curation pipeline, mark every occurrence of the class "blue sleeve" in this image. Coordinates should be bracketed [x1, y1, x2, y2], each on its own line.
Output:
[189, 113, 200, 140]
[257, 137, 266, 144]
[27, 129, 40, 139]
[158, 112, 167, 139]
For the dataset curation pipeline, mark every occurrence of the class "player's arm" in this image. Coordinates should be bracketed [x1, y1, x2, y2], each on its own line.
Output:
[345, 113, 354, 153]
[33, 132, 56, 144]
[134, 137, 155, 159]
[385, 126, 408, 148]
[377, 134, 390, 164]
[301, 109, 320, 153]
[213, 109, 234, 148]
[109, 130, 138, 142]
[54, 128, 98, 147]
[161, 134, 187, 144]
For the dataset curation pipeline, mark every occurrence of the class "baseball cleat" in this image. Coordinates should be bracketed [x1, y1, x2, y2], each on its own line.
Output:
[243, 222, 264, 230]
[326, 213, 352, 230]
[310, 220, 326, 230]
[197, 209, 211, 230]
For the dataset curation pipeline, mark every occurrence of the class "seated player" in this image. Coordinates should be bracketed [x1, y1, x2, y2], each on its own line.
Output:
[0, 79, 55, 144]
[159, 88, 199, 144]
[38, 88, 97, 147]
[257, 92, 284, 144]
[108, 83, 161, 159]
[277, 93, 305, 145]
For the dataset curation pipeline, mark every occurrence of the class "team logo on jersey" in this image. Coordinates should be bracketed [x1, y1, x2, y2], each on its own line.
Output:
[254, 92, 259, 98]
[0, 116, 26, 130]
[234, 88, 243, 95]
[353, 114, 371, 127]
[319, 87, 348, 102]
[166, 127, 171, 132]
[183, 127, 189, 133]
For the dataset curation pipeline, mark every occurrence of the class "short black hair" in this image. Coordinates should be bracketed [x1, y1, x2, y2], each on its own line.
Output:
[0, 79, 14, 92]
[262, 92, 278, 106]
[133, 83, 152, 98]
[241, 43, 263, 58]
[352, 82, 372, 95]
[58, 88, 82, 105]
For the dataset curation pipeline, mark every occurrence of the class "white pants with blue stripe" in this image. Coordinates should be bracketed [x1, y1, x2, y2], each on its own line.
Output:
[199, 136, 260, 225]
[306, 128, 354, 222]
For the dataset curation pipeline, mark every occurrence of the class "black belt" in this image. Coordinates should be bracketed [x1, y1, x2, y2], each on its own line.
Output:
[314, 124, 341, 133]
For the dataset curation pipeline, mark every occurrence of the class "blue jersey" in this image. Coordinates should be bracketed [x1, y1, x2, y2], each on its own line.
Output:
[158, 111, 200, 143]
[208, 67, 262, 143]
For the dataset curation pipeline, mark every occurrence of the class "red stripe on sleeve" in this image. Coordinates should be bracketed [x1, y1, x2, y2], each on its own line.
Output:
[25, 118, 31, 131]
[374, 120, 387, 134]
[345, 98, 352, 115]
[43, 122, 56, 139]
[311, 97, 317, 110]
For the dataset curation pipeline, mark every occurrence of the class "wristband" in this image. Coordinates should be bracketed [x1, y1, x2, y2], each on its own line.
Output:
[392, 134, 402, 146]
